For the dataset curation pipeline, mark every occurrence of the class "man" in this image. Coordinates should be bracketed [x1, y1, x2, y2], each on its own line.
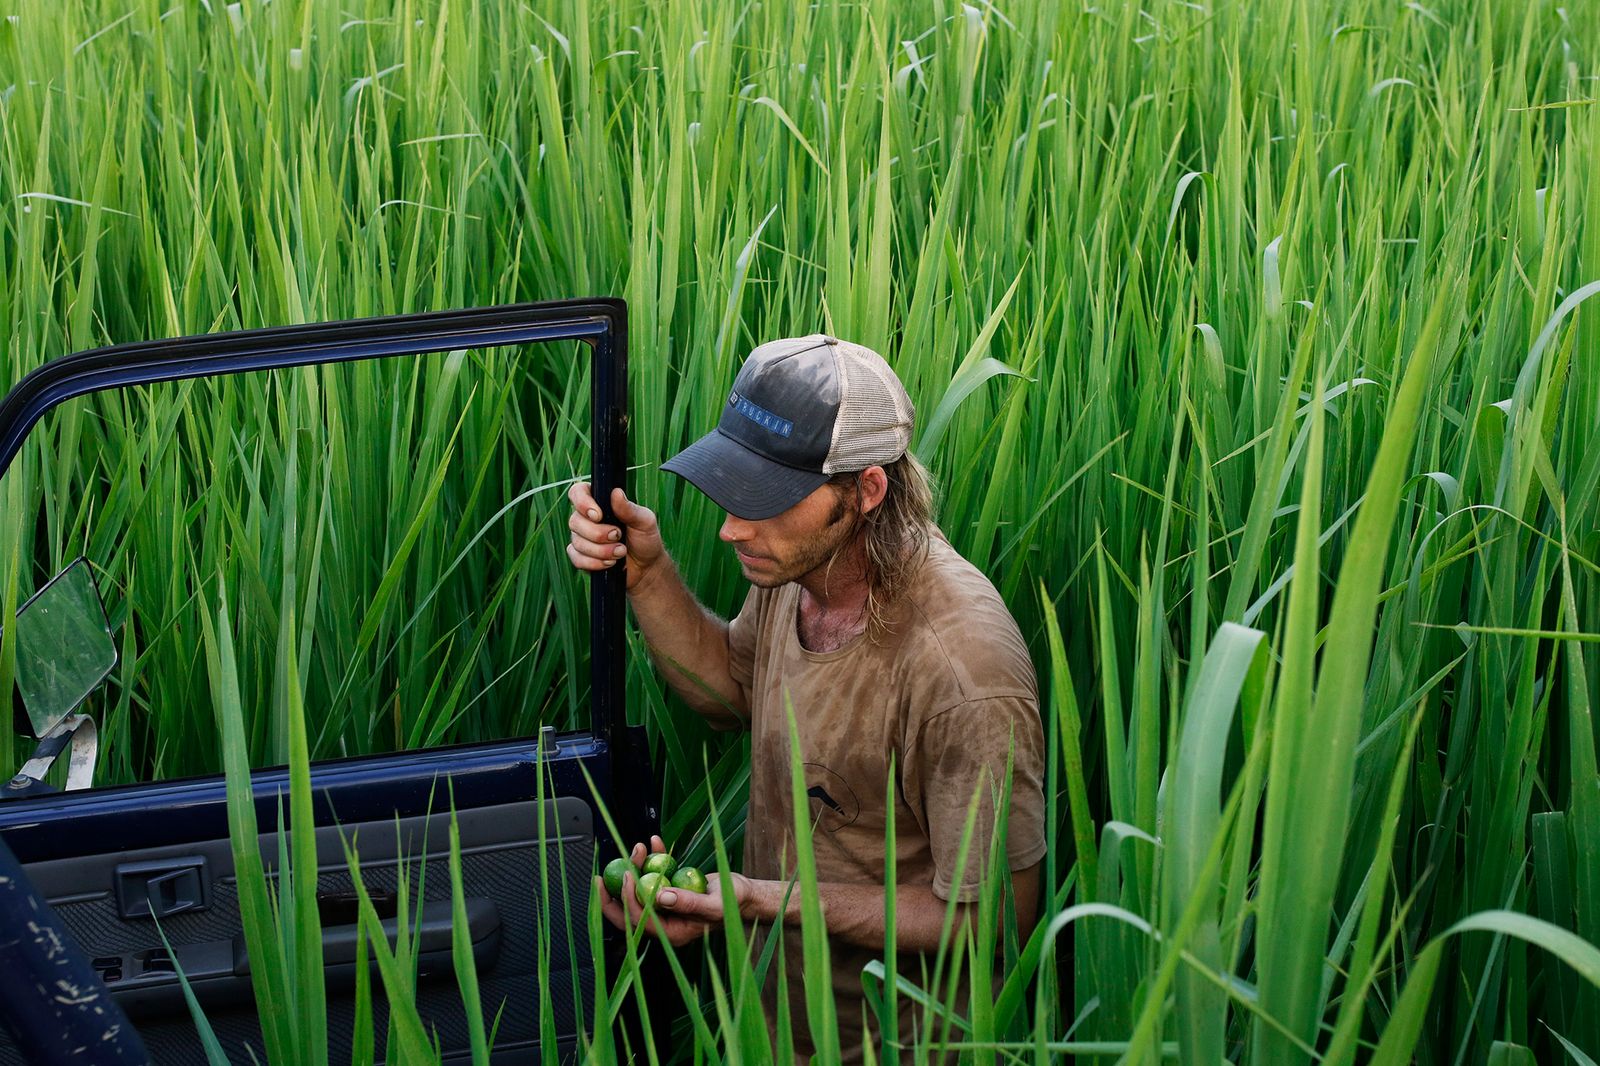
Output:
[566, 334, 1046, 1060]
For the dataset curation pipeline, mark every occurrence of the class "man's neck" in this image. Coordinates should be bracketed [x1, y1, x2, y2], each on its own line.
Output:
[794, 540, 870, 622]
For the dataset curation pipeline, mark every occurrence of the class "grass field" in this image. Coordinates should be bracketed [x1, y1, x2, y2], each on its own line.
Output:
[4, 0, 1600, 1060]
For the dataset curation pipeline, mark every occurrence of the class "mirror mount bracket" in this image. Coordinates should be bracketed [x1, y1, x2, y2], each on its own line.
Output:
[4, 713, 98, 799]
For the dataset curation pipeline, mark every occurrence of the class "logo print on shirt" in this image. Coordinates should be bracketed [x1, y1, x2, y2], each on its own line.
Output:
[727, 390, 794, 438]
[804, 764, 859, 833]
[807, 786, 845, 815]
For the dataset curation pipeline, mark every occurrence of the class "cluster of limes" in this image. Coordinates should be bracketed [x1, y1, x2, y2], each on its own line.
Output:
[603, 851, 709, 907]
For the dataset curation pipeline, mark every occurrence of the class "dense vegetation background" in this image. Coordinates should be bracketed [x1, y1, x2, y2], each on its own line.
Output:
[3, 0, 1600, 1060]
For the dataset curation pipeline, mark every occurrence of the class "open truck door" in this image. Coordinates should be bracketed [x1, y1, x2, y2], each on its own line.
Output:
[0, 299, 656, 1063]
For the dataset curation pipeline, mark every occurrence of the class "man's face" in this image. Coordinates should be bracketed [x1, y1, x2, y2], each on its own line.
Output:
[718, 480, 859, 588]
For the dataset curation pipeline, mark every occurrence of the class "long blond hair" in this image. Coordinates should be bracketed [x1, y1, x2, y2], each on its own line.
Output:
[826, 451, 939, 638]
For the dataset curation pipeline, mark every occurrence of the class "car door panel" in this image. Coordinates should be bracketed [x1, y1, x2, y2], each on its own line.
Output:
[6, 787, 595, 1063]
[0, 301, 653, 1062]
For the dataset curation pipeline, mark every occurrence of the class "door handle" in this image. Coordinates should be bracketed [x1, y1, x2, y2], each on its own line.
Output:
[115, 856, 208, 919]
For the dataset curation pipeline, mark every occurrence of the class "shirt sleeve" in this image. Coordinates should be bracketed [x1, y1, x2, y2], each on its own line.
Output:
[905, 695, 1048, 902]
[726, 585, 763, 711]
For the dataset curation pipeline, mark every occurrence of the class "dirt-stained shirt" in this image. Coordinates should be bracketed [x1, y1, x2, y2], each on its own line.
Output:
[726, 530, 1047, 1062]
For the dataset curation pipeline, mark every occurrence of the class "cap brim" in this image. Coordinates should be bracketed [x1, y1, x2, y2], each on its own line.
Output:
[661, 428, 829, 520]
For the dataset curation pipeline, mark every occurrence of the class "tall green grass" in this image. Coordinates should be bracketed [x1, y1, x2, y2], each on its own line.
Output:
[4, 0, 1600, 1059]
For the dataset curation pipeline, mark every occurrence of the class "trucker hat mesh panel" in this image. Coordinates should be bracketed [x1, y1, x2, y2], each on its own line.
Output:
[823, 342, 914, 472]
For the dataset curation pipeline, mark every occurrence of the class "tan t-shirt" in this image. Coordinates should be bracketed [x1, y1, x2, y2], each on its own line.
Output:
[726, 531, 1047, 1061]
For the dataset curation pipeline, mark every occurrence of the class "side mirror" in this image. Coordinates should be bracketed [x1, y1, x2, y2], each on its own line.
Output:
[6, 559, 116, 741]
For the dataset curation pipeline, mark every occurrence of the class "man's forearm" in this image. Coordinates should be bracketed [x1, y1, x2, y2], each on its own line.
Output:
[626, 557, 749, 728]
[741, 878, 972, 954]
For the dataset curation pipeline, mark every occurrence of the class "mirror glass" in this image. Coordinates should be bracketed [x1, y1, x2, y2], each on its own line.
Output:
[9, 559, 117, 738]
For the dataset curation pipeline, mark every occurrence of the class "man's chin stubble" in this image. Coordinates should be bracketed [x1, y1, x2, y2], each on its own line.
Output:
[743, 568, 789, 589]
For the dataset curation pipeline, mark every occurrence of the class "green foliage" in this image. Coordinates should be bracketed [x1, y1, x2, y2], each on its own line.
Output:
[197, 576, 449, 1063]
[4, 0, 1600, 1060]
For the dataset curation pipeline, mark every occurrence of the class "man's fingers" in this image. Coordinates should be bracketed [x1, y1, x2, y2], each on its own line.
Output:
[609, 487, 635, 520]
[606, 866, 718, 945]
[650, 835, 667, 855]
[655, 889, 719, 920]
[620, 873, 642, 925]
[598, 883, 620, 918]
[575, 481, 648, 531]
[568, 482, 604, 522]
[611, 488, 658, 533]
[568, 485, 655, 577]
[567, 524, 625, 562]
[566, 543, 619, 571]
[595, 876, 627, 931]
[630, 842, 648, 866]
[568, 506, 624, 543]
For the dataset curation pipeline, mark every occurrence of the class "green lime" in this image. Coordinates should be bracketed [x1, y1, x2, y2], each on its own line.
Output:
[670, 866, 708, 894]
[641, 852, 678, 880]
[636, 871, 668, 908]
[603, 856, 636, 899]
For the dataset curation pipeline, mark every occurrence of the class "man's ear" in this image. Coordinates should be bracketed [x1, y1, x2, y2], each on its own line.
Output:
[859, 466, 889, 515]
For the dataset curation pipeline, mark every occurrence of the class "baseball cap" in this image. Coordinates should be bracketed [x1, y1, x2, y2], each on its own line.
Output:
[661, 334, 915, 520]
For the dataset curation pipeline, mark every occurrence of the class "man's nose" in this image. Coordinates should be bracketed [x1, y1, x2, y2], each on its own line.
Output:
[719, 513, 752, 542]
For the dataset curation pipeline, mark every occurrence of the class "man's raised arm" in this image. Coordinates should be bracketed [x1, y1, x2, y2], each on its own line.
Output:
[567, 482, 749, 729]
